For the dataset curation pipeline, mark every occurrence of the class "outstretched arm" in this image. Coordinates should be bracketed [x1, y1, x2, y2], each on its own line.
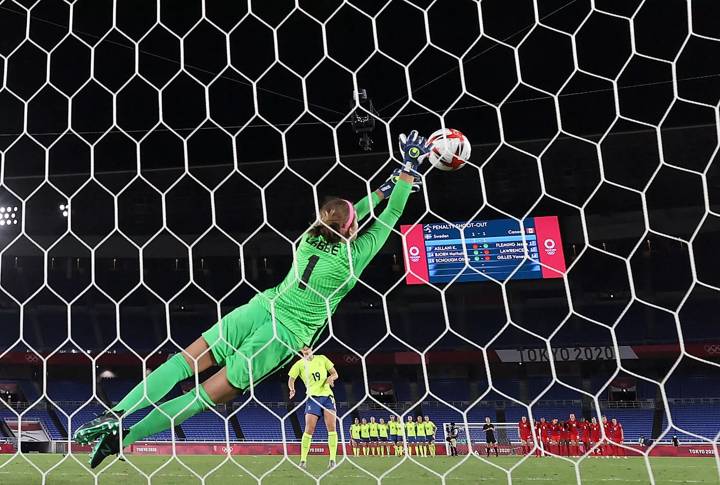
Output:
[350, 131, 428, 273]
[350, 175, 413, 273]
[353, 190, 383, 222]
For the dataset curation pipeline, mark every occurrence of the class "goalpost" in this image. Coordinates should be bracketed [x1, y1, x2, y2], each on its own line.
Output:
[0, 0, 718, 483]
[443, 423, 523, 456]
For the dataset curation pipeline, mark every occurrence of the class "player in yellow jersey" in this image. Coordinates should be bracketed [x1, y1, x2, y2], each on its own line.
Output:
[77, 132, 430, 468]
[416, 415, 427, 457]
[405, 415, 417, 455]
[360, 418, 370, 455]
[395, 416, 405, 456]
[387, 416, 397, 455]
[424, 416, 437, 457]
[288, 349, 339, 469]
[350, 418, 361, 456]
[369, 417, 379, 455]
[378, 418, 389, 455]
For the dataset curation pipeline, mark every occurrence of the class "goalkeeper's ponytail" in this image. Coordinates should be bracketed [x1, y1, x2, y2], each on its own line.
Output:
[308, 198, 351, 244]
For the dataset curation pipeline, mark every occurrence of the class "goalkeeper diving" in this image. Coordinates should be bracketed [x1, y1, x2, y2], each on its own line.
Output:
[74, 131, 431, 468]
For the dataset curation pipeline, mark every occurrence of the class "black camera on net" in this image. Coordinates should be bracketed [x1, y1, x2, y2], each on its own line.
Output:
[349, 89, 378, 151]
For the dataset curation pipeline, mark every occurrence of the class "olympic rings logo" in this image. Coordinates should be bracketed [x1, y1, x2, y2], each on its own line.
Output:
[703, 344, 720, 355]
[408, 246, 421, 263]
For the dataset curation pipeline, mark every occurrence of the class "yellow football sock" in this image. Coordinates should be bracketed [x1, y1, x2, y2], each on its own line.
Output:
[430, 444, 435, 456]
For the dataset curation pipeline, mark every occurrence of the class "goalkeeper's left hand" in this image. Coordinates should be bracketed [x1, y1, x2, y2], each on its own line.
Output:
[378, 168, 422, 199]
[398, 130, 431, 175]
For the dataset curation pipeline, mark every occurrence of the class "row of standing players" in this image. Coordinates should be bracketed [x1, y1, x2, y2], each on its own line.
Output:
[349, 415, 438, 457]
[515, 414, 626, 457]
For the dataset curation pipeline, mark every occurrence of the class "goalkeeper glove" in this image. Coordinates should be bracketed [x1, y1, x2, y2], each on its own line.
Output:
[398, 130, 430, 175]
[378, 168, 422, 199]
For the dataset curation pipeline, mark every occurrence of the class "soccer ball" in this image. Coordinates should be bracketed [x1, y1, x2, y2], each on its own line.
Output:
[427, 128, 471, 171]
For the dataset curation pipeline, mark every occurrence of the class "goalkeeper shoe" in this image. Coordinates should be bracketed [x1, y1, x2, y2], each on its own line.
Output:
[88, 424, 123, 469]
[74, 411, 119, 445]
[328, 460, 336, 469]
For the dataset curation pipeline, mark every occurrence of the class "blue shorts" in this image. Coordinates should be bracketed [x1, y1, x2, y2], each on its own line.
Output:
[360, 437, 370, 443]
[394, 435, 401, 443]
[407, 436, 416, 443]
[379, 436, 387, 442]
[305, 395, 335, 417]
[416, 436, 427, 443]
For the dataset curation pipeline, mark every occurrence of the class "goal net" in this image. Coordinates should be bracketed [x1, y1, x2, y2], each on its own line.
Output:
[0, 0, 719, 484]
[443, 422, 522, 456]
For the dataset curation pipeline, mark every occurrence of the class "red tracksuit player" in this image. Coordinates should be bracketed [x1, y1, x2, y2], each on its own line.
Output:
[560, 421, 569, 456]
[579, 418, 590, 455]
[535, 418, 549, 457]
[566, 414, 579, 456]
[550, 419, 562, 456]
[590, 417, 601, 456]
[518, 416, 533, 455]
[610, 418, 624, 458]
[602, 415, 612, 456]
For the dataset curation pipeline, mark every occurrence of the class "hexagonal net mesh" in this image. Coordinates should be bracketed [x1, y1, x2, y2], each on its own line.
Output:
[0, 0, 719, 483]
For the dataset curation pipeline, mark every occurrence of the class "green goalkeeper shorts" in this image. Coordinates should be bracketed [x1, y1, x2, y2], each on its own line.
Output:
[201, 295, 303, 392]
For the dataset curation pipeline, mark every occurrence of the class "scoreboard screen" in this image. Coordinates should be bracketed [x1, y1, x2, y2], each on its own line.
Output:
[401, 216, 566, 285]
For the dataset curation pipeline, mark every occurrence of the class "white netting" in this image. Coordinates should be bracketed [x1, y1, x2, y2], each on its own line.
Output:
[0, 0, 719, 483]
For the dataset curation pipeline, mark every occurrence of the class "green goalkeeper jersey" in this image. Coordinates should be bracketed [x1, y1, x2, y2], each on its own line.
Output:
[257, 181, 412, 346]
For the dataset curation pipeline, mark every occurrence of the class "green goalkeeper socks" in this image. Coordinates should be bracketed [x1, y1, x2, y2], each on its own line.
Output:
[122, 386, 214, 448]
[328, 432, 338, 461]
[301, 433, 312, 462]
[113, 353, 193, 415]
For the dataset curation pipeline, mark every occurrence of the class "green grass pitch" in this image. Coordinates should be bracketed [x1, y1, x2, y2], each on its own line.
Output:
[0, 454, 717, 484]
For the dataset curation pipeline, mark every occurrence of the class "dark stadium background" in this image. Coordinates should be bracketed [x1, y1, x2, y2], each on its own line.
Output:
[0, 0, 719, 447]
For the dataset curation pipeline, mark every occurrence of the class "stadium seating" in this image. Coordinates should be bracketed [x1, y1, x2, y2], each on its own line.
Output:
[0, 408, 64, 440]
[3, 375, 720, 445]
[182, 411, 235, 441]
[235, 404, 286, 441]
[428, 379, 470, 402]
[602, 408, 654, 443]
[664, 403, 720, 441]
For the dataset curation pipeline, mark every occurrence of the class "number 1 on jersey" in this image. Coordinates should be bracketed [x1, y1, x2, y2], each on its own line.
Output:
[299, 255, 320, 291]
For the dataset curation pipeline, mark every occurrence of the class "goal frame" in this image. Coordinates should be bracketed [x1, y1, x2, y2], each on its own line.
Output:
[443, 422, 524, 456]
